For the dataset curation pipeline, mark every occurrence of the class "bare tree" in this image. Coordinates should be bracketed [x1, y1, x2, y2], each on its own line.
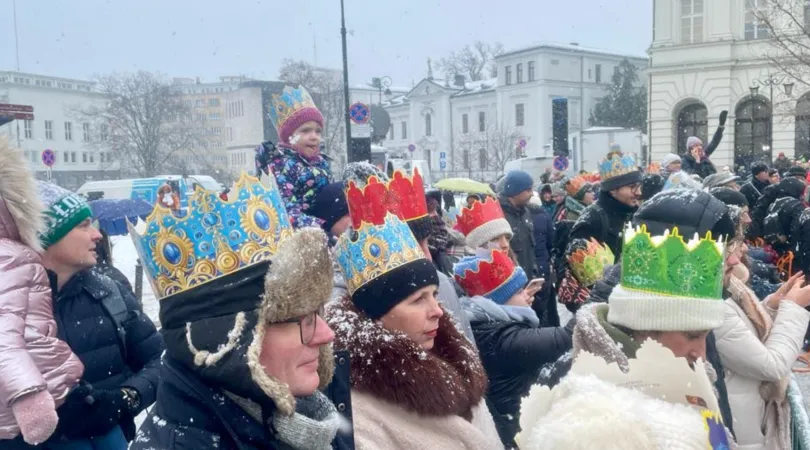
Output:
[454, 121, 521, 178]
[754, 1, 810, 94]
[278, 59, 345, 159]
[437, 42, 505, 82]
[75, 71, 202, 177]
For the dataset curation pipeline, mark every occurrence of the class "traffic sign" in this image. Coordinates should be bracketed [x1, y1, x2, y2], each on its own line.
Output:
[42, 149, 56, 167]
[518, 139, 527, 149]
[0, 103, 34, 121]
[553, 155, 569, 171]
[349, 102, 370, 124]
[408, 144, 416, 152]
[440, 161, 447, 170]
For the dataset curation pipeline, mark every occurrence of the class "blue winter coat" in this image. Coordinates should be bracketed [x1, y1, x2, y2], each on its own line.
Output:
[268, 144, 332, 229]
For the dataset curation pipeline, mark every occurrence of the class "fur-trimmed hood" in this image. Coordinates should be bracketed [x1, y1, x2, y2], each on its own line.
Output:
[327, 295, 488, 419]
[0, 141, 45, 251]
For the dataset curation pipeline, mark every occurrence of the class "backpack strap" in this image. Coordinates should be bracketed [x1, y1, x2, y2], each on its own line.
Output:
[93, 275, 132, 361]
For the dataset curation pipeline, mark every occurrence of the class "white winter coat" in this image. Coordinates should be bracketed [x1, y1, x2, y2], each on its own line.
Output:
[714, 299, 810, 450]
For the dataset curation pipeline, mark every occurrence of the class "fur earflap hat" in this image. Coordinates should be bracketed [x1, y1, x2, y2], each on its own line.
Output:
[0, 141, 46, 251]
[159, 228, 334, 416]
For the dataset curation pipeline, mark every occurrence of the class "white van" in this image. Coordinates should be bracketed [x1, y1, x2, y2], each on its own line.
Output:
[77, 175, 222, 205]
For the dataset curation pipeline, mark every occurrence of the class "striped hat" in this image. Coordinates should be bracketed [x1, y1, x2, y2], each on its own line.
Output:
[37, 182, 92, 248]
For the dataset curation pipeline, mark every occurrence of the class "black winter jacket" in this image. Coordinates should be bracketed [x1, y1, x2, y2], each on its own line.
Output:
[131, 358, 290, 450]
[570, 191, 637, 260]
[527, 204, 553, 280]
[499, 197, 538, 278]
[762, 196, 805, 247]
[50, 269, 163, 441]
[681, 125, 724, 179]
[323, 350, 355, 450]
[750, 177, 806, 240]
[796, 209, 810, 277]
[740, 177, 769, 212]
[463, 296, 573, 449]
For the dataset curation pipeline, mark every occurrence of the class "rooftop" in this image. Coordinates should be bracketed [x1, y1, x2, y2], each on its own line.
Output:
[497, 42, 648, 60]
[0, 70, 96, 93]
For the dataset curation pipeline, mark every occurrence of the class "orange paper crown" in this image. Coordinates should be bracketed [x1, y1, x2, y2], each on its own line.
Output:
[565, 176, 592, 197]
[454, 197, 506, 236]
[346, 168, 428, 229]
[581, 172, 601, 184]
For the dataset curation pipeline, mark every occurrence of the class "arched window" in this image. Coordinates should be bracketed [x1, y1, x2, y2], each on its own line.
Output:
[425, 114, 432, 136]
[734, 97, 772, 168]
[796, 94, 810, 161]
[676, 103, 708, 156]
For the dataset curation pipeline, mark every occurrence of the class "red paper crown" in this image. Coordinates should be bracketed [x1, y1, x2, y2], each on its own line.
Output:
[346, 176, 389, 229]
[387, 168, 427, 222]
[454, 249, 515, 297]
[454, 197, 506, 236]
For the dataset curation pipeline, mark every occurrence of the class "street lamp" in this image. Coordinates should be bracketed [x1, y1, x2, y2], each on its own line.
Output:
[372, 76, 392, 104]
[751, 74, 795, 156]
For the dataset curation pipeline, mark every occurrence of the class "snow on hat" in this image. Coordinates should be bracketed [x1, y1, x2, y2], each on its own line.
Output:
[607, 225, 725, 332]
[502, 171, 535, 197]
[686, 136, 703, 151]
[662, 171, 702, 191]
[661, 153, 681, 167]
[36, 181, 92, 248]
[454, 249, 528, 304]
[454, 197, 513, 248]
[701, 172, 739, 190]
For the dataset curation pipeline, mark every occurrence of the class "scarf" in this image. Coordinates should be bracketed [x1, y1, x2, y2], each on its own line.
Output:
[564, 196, 586, 219]
[726, 276, 791, 450]
[226, 391, 340, 450]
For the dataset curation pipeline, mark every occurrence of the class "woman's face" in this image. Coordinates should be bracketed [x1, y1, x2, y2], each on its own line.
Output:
[582, 190, 596, 205]
[770, 173, 781, 184]
[489, 234, 511, 253]
[381, 285, 443, 350]
[724, 242, 748, 284]
[260, 313, 335, 396]
[666, 161, 682, 172]
[289, 121, 323, 158]
[505, 288, 532, 307]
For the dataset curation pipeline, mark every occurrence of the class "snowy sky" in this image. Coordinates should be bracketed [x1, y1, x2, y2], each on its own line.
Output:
[0, 0, 652, 87]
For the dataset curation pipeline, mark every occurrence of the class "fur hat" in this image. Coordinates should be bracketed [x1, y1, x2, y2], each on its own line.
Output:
[0, 141, 45, 251]
[751, 162, 769, 177]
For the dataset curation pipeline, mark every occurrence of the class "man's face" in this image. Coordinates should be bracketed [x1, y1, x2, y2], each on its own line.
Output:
[610, 183, 641, 208]
[756, 172, 771, 183]
[511, 189, 534, 206]
[635, 330, 710, 366]
[45, 219, 103, 271]
[582, 190, 596, 205]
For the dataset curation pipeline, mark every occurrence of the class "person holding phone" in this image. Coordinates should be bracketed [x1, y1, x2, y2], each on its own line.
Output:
[455, 249, 574, 449]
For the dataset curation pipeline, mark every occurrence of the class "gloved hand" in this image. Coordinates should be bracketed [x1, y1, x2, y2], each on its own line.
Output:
[55, 383, 126, 439]
[11, 390, 58, 445]
[719, 110, 728, 127]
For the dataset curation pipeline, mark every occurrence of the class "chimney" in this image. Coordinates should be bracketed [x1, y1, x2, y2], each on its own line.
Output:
[454, 74, 466, 87]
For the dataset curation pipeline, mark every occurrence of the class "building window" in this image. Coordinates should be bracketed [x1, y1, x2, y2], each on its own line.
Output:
[735, 97, 772, 167]
[516, 63, 523, 84]
[71, 152, 76, 163]
[425, 114, 432, 136]
[100, 153, 105, 163]
[551, 59, 559, 66]
[515, 104, 525, 127]
[595, 64, 602, 83]
[63, 151, 69, 163]
[588, 68, 592, 79]
[528, 61, 535, 81]
[195, 99, 205, 107]
[401, 122, 407, 139]
[209, 112, 221, 120]
[24, 120, 33, 139]
[478, 148, 488, 169]
[505, 66, 512, 85]
[209, 98, 220, 107]
[463, 150, 470, 169]
[82, 152, 87, 163]
[389, 125, 394, 140]
[100, 125, 108, 141]
[796, 94, 810, 160]
[805, 0, 810, 30]
[681, 0, 704, 44]
[745, 0, 770, 40]
[197, 113, 206, 122]
[45, 121, 53, 140]
[462, 114, 469, 134]
[64, 122, 73, 141]
[479, 111, 486, 132]
[82, 123, 91, 142]
[676, 103, 708, 157]
[90, 152, 94, 163]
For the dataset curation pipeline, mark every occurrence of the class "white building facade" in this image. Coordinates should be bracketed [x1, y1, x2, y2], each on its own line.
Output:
[383, 43, 647, 181]
[0, 71, 117, 190]
[649, 0, 809, 171]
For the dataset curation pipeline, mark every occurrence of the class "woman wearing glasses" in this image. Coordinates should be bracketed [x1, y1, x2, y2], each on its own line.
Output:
[326, 178, 503, 450]
[132, 226, 341, 450]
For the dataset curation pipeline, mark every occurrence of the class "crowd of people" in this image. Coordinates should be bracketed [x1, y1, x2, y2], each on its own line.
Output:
[4, 88, 810, 450]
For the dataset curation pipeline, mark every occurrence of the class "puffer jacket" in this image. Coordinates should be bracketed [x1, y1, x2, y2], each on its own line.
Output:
[463, 296, 573, 448]
[0, 146, 84, 439]
[570, 190, 637, 260]
[266, 142, 332, 229]
[714, 298, 810, 449]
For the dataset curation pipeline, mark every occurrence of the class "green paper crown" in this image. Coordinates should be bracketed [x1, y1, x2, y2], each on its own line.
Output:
[621, 224, 725, 299]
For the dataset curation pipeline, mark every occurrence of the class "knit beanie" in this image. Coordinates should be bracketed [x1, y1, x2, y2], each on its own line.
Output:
[454, 197, 513, 248]
[661, 153, 681, 168]
[686, 136, 703, 151]
[37, 182, 93, 248]
[607, 225, 725, 332]
[453, 249, 528, 304]
[751, 162, 769, 177]
[309, 182, 348, 233]
[502, 171, 534, 197]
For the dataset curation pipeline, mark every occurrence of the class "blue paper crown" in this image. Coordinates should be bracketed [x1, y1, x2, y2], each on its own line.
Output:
[599, 152, 638, 181]
[335, 213, 426, 295]
[267, 85, 318, 134]
[129, 172, 294, 299]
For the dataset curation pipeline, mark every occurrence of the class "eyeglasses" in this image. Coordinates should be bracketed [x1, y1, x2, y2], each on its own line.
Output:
[278, 305, 325, 345]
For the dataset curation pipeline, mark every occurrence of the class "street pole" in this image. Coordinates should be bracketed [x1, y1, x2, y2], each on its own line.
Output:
[340, 0, 352, 160]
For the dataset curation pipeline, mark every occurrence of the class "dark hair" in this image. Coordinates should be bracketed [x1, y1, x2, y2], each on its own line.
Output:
[96, 229, 113, 266]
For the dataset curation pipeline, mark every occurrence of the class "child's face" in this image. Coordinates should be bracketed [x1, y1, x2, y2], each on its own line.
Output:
[290, 121, 323, 158]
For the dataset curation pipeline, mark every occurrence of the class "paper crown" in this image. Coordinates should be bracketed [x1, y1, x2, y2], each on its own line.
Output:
[453, 197, 513, 249]
[345, 168, 427, 229]
[129, 172, 294, 299]
[565, 176, 593, 198]
[567, 239, 615, 287]
[599, 151, 638, 181]
[620, 224, 725, 300]
[453, 249, 528, 303]
[335, 212, 426, 295]
[267, 85, 323, 142]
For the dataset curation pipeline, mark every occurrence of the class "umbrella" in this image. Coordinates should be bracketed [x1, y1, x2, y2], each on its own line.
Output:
[89, 199, 155, 236]
[434, 178, 496, 196]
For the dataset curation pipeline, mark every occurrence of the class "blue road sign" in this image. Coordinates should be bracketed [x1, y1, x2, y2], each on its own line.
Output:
[349, 102, 370, 124]
[553, 155, 569, 171]
[42, 149, 56, 167]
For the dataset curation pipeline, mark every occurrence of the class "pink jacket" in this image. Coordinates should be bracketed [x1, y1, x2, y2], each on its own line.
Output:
[0, 146, 84, 439]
